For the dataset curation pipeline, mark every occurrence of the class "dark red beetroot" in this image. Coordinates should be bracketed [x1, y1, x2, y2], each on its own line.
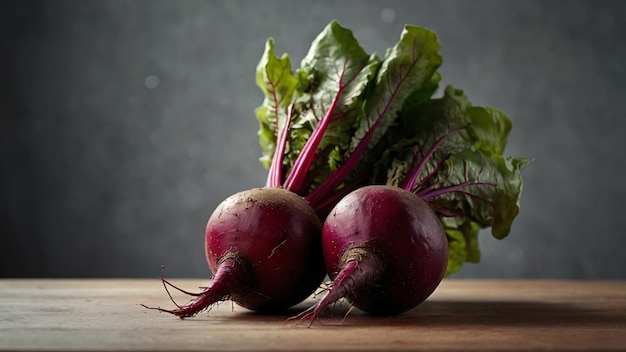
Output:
[151, 188, 325, 317]
[291, 185, 448, 323]
[202, 188, 324, 312]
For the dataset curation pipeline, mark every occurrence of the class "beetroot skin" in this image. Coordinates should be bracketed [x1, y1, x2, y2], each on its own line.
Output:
[146, 187, 326, 318]
[204, 187, 325, 312]
[292, 185, 448, 323]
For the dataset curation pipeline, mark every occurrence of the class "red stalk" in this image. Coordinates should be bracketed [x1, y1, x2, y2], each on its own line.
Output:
[266, 104, 294, 188]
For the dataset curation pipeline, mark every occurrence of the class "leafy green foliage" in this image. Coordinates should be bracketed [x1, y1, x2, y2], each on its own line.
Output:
[377, 86, 531, 276]
[255, 21, 529, 276]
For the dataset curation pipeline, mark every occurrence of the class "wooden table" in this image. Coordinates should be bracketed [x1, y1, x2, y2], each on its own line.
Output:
[1, 279, 624, 351]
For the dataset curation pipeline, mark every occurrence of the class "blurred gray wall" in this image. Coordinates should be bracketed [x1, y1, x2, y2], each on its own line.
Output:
[1, 0, 625, 279]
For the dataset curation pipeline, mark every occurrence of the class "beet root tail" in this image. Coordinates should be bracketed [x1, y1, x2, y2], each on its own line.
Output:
[142, 258, 248, 319]
[288, 253, 380, 327]
[141, 284, 224, 318]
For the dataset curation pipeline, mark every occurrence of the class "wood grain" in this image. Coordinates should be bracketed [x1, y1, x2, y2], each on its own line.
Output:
[1, 279, 625, 351]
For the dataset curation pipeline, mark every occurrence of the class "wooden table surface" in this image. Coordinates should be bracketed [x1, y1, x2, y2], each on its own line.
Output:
[1, 279, 625, 351]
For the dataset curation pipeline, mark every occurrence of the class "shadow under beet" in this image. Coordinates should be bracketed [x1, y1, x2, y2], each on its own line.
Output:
[238, 298, 624, 329]
[369, 299, 626, 328]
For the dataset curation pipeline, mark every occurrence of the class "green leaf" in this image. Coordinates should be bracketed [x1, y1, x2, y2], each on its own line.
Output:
[373, 85, 472, 185]
[430, 151, 530, 239]
[466, 106, 513, 156]
[292, 20, 380, 169]
[443, 220, 481, 276]
[353, 25, 443, 153]
[255, 38, 299, 168]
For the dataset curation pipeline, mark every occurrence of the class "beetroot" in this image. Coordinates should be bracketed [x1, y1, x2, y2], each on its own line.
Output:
[323, 186, 448, 315]
[203, 188, 324, 311]
[154, 188, 324, 316]
[291, 185, 448, 323]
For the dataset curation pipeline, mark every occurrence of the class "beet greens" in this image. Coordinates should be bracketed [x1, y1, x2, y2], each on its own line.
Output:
[256, 21, 443, 216]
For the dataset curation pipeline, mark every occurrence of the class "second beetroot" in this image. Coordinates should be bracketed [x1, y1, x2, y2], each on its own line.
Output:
[292, 185, 448, 325]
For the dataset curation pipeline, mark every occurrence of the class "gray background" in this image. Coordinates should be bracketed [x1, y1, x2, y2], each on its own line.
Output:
[1, 0, 625, 279]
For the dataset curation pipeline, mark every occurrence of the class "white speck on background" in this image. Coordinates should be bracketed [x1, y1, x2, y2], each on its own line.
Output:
[380, 8, 396, 23]
[144, 75, 160, 89]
